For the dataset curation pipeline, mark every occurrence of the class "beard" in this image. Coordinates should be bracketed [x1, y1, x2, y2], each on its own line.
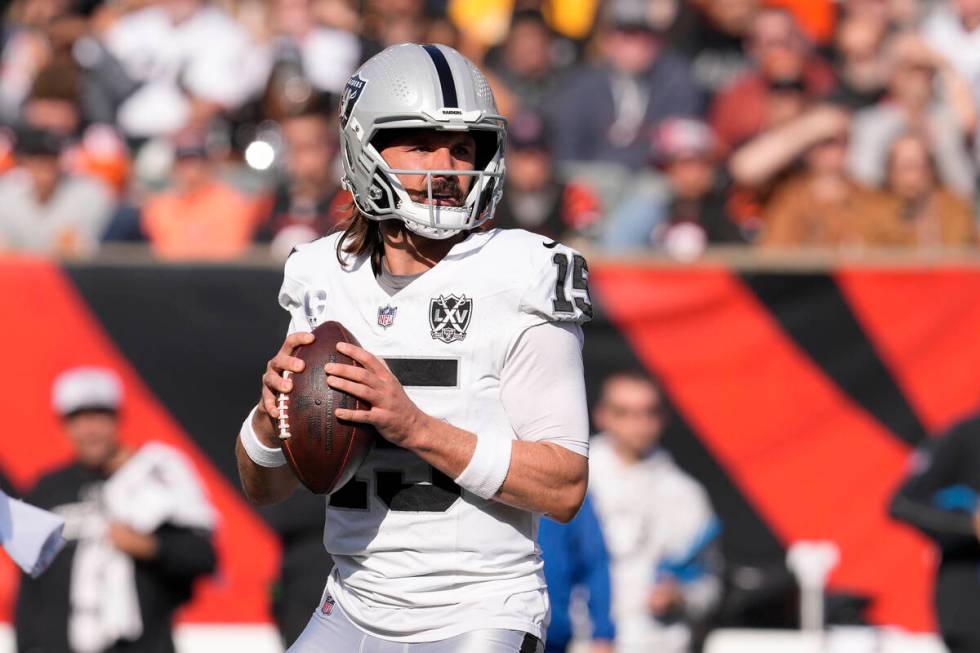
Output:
[406, 176, 467, 207]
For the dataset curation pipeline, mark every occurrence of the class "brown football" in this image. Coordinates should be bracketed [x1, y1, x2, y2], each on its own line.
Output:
[278, 321, 376, 494]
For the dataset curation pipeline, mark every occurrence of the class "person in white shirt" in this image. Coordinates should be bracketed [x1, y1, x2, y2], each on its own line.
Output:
[923, 0, 980, 105]
[588, 371, 722, 653]
[102, 0, 265, 138]
[235, 43, 593, 653]
[254, 0, 361, 96]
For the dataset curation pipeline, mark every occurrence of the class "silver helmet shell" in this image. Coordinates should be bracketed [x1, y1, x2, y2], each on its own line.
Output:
[337, 43, 507, 239]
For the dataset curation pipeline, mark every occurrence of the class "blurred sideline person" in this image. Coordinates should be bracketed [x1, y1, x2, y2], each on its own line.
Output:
[16, 366, 217, 653]
[539, 494, 616, 653]
[236, 43, 592, 653]
[890, 411, 980, 653]
[588, 371, 722, 653]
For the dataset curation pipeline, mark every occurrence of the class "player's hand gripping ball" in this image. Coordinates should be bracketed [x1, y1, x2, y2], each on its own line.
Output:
[278, 321, 376, 494]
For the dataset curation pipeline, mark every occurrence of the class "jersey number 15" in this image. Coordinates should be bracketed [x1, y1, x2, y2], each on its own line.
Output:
[552, 253, 593, 319]
[328, 360, 462, 513]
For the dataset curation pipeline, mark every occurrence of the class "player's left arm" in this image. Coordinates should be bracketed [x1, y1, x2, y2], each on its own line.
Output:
[326, 323, 589, 522]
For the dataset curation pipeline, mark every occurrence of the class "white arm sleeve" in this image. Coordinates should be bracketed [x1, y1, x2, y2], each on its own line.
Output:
[500, 321, 590, 457]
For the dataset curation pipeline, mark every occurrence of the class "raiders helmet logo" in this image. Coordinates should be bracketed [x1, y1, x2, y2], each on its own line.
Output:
[339, 74, 367, 128]
[429, 294, 472, 343]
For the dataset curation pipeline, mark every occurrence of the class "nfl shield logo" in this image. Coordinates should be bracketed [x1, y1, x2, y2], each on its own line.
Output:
[377, 305, 397, 329]
[321, 593, 335, 616]
[429, 294, 472, 343]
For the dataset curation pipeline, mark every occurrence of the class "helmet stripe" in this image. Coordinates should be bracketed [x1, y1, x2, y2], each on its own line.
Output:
[421, 44, 459, 108]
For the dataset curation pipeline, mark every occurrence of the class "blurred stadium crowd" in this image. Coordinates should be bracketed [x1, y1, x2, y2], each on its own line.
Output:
[4, 2, 980, 652]
[2, 0, 980, 260]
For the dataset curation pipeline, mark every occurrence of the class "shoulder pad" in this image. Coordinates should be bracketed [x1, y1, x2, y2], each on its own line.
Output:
[279, 234, 343, 326]
[511, 231, 593, 324]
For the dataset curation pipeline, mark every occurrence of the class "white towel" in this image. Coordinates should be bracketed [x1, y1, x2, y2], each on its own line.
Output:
[69, 442, 216, 653]
[69, 536, 141, 653]
[103, 442, 216, 533]
[0, 490, 66, 577]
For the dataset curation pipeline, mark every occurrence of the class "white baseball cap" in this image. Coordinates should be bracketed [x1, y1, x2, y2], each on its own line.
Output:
[51, 366, 123, 417]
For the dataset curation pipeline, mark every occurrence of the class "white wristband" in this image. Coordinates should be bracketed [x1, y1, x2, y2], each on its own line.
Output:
[240, 405, 287, 468]
[454, 435, 512, 500]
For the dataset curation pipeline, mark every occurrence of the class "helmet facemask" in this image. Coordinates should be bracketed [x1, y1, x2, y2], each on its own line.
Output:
[344, 125, 506, 240]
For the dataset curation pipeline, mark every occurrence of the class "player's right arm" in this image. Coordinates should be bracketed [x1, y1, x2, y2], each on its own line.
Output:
[235, 332, 312, 506]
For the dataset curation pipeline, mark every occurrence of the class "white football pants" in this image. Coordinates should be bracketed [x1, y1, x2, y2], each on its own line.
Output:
[288, 597, 543, 653]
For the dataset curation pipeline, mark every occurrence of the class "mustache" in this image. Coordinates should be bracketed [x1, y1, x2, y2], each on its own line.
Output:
[407, 177, 466, 205]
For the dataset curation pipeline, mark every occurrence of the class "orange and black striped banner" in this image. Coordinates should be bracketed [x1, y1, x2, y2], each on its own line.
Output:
[3, 257, 978, 632]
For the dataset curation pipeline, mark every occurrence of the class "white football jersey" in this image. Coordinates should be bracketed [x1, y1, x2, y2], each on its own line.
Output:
[278, 228, 592, 642]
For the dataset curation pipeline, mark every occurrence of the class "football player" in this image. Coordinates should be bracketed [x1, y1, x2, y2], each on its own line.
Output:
[235, 43, 594, 653]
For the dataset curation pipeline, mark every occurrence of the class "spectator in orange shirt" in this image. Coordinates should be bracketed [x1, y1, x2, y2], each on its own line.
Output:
[141, 129, 262, 260]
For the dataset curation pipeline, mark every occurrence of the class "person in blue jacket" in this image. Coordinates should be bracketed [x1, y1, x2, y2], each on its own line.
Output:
[540, 493, 616, 653]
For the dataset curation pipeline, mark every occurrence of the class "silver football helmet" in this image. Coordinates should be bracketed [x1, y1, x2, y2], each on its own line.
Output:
[337, 43, 507, 239]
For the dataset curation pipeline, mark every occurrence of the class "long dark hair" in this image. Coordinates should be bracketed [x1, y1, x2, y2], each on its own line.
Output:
[335, 206, 384, 272]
